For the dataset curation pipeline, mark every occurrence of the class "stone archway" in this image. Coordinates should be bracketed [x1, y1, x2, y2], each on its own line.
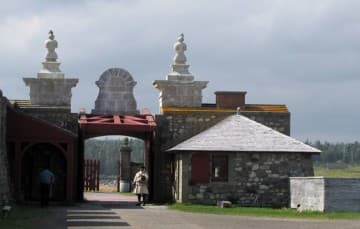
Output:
[21, 143, 67, 201]
[78, 113, 156, 200]
[77, 67, 157, 201]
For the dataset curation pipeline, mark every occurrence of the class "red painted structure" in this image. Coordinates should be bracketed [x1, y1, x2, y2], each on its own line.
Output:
[6, 107, 78, 202]
[78, 108, 157, 200]
[84, 159, 100, 192]
[6, 105, 156, 203]
[79, 109, 156, 137]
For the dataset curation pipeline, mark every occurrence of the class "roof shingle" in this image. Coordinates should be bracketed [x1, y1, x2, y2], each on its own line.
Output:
[168, 114, 320, 153]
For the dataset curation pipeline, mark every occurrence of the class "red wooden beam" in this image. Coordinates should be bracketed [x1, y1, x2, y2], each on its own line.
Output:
[79, 109, 157, 139]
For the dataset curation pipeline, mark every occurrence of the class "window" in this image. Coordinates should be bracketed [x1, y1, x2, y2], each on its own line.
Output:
[211, 155, 228, 182]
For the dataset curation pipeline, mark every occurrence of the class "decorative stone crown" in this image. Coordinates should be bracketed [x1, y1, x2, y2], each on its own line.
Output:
[167, 33, 193, 81]
[23, 30, 78, 107]
[37, 30, 64, 79]
[92, 68, 138, 115]
[152, 34, 208, 109]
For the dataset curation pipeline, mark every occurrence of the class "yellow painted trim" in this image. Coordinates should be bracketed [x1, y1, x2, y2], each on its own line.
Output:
[161, 105, 288, 114]
[162, 106, 235, 113]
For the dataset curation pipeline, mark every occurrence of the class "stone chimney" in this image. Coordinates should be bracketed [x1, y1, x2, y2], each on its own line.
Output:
[215, 91, 247, 109]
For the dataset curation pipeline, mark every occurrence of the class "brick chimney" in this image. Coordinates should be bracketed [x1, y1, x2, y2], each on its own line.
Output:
[215, 91, 247, 109]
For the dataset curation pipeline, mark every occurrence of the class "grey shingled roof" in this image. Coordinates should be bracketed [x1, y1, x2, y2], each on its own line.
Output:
[168, 115, 320, 153]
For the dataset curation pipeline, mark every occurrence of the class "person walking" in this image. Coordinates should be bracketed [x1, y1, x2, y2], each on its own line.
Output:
[39, 167, 55, 207]
[133, 165, 149, 206]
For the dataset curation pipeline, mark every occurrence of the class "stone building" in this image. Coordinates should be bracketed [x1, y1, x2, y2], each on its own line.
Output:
[0, 31, 320, 207]
[168, 114, 320, 207]
[151, 34, 296, 203]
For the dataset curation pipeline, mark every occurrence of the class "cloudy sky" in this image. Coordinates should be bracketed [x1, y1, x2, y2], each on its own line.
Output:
[0, 0, 359, 142]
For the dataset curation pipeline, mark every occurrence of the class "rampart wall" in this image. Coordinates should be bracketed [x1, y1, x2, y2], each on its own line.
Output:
[0, 94, 11, 204]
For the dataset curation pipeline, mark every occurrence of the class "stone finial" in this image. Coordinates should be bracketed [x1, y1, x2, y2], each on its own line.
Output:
[45, 30, 58, 62]
[23, 30, 78, 107]
[37, 30, 64, 79]
[173, 33, 187, 64]
[169, 33, 191, 76]
[152, 33, 208, 110]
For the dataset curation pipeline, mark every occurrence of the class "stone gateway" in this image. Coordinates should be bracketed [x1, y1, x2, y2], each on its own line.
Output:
[0, 32, 322, 208]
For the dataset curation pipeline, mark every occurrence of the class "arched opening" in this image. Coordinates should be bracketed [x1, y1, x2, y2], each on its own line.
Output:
[78, 111, 156, 202]
[84, 135, 145, 194]
[21, 143, 67, 201]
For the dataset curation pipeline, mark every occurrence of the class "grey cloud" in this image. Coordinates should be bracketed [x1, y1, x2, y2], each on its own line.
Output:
[0, 0, 359, 142]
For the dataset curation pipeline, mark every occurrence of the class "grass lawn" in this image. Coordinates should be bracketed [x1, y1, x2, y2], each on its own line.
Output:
[0, 205, 52, 229]
[169, 203, 360, 220]
[314, 164, 360, 178]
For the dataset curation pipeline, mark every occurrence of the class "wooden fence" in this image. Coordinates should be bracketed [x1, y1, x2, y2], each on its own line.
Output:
[117, 160, 121, 192]
[84, 159, 100, 191]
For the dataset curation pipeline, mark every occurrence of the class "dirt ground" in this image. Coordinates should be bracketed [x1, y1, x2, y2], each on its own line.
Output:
[23, 193, 360, 229]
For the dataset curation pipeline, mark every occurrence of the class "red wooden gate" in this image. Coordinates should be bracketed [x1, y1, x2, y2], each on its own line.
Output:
[116, 160, 121, 192]
[84, 159, 100, 191]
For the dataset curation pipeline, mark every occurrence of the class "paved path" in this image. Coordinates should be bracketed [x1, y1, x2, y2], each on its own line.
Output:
[39, 192, 360, 229]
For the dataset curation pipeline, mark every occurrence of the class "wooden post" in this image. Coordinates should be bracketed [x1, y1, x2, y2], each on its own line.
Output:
[96, 160, 100, 191]
[84, 160, 86, 191]
[117, 160, 120, 192]
[90, 160, 94, 191]
[84, 160, 88, 191]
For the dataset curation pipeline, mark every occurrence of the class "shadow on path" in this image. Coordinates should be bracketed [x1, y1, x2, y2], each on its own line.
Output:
[32, 193, 144, 228]
[65, 192, 143, 228]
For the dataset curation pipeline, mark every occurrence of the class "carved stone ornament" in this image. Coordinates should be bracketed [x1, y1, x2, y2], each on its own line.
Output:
[23, 30, 78, 106]
[152, 33, 208, 110]
[92, 68, 138, 115]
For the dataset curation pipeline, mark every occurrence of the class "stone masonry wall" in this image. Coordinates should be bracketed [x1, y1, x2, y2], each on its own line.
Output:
[175, 152, 314, 207]
[242, 112, 290, 136]
[153, 112, 229, 202]
[153, 111, 290, 202]
[0, 95, 11, 204]
[20, 108, 79, 134]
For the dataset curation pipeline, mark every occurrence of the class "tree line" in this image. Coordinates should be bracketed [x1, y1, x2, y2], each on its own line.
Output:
[84, 138, 360, 176]
[307, 141, 360, 164]
[84, 137, 144, 176]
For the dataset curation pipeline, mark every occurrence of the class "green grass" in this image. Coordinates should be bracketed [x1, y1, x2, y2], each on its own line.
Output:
[169, 203, 360, 220]
[0, 205, 52, 229]
[314, 164, 360, 178]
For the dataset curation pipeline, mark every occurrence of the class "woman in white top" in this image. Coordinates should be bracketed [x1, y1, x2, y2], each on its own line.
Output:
[133, 165, 149, 206]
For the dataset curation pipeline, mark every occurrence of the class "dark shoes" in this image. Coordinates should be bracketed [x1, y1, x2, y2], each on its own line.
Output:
[136, 202, 141, 206]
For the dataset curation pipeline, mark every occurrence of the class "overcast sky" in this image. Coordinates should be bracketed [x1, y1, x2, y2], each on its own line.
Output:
[0, 0, 359, 142]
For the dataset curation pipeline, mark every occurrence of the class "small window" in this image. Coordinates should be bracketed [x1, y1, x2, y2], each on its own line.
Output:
[211, 155, 228, 182]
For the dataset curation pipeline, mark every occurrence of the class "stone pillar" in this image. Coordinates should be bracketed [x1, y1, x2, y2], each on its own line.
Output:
[23, 31, 78, 107]
[120, 138, 132, 192]
[153, 34, 208, 112]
